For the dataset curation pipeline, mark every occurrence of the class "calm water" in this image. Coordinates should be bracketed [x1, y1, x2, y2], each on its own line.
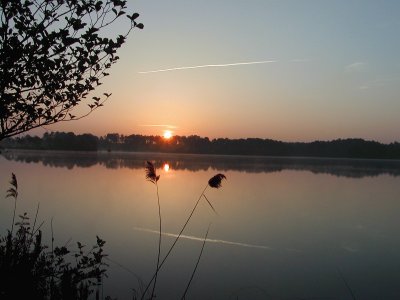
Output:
[1, 150, 400, 299]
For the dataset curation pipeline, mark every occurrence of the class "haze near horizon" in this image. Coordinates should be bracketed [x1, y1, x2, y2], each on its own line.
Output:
[47, 0, 400, 143]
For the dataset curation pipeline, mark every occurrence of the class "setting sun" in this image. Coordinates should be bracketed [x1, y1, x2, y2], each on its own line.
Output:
[163, 130, 173, 139]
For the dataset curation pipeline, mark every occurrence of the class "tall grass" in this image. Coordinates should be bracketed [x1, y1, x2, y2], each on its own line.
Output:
[141, 167, 226, 299]
[6, 173, 18, 235]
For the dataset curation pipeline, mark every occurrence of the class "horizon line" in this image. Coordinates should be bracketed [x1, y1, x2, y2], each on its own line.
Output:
[7, 131, 397, 144]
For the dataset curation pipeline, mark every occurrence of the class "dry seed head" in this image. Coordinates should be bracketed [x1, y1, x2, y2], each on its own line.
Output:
[208, 174, 226, 189]
[145, 161, 160, 184]
[6, 173, 18, 198]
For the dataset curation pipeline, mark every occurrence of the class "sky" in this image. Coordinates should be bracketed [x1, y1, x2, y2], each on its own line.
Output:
[50, 0, 400, 143]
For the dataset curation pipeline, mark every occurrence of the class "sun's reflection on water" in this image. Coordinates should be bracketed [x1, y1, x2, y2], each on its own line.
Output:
[163, 163, 170, 172]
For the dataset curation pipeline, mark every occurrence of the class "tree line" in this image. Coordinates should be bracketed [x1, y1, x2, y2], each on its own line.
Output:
[1, 132, 400, 159]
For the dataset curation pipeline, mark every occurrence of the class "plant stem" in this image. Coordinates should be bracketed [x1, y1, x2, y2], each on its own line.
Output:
[28, 202, 40, 248]
[150, 183, 162, 299]
[181, 224, 210, 300]
[141, 184, 209, 300]
[10, 196, 17, 236]
[31, 202, 40, 237]
[50, 217, 54, 298]
[338, 269, 357, 300]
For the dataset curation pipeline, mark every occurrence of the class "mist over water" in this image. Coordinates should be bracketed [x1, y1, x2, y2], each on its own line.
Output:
[3, 149, 400, 178]
[1, 151, 400, 299]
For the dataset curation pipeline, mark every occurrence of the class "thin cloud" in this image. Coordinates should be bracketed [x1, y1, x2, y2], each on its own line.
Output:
[371, 76, 400, 85]
[133, 227, 271, 250]
[138, 60, 278, 74]
[359, 75, 400, 90]
[345, 62, 367, 72]
[290, 58, 311, 63]
[138, 124, 178, 129]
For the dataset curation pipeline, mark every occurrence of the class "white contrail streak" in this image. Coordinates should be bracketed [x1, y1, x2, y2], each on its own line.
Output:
[133, 227, 271, 250]
[138, 60, 278, 74]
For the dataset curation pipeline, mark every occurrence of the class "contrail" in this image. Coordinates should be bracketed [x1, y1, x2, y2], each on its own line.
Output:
[133, 227, 271, 250]
[138, 60, 278, 74]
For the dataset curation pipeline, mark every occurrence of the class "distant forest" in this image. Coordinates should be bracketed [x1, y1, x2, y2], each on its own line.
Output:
[1, 132, 400, 159]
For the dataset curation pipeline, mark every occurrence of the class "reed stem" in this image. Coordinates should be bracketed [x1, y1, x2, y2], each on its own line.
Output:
[150, 183, 162, 299]
[141, 184, 209, 300]
[181, 224, 210, 299]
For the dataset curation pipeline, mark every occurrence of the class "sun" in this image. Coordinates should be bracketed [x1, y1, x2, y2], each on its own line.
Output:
[163, 130, 173, 139]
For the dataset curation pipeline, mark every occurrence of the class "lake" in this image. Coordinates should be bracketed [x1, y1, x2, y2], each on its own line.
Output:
[1, 150, 400, 299]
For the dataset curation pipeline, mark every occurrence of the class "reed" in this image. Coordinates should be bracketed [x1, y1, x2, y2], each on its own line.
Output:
[145, 161, 162, 300]
[141, 170, 226, 299]
[6, 173, 18, 235]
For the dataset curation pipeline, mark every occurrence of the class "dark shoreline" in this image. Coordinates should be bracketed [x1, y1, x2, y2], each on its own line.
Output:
[2, 133, 400, 160]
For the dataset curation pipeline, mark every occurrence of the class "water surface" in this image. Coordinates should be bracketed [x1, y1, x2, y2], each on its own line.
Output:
[1, 150, 400, 299]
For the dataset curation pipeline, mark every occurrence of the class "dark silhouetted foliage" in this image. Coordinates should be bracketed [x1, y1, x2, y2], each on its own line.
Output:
[0, 0, 143, 140]
[0, 174, 109, 299]
[2, 132, 400, 159]
[0, 220, 108, 300]
[1, 131, 98, 151]
[98, 134, 400, 159]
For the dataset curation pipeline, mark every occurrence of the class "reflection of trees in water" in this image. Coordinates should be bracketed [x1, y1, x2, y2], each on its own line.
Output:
[2, 150, 400, 178]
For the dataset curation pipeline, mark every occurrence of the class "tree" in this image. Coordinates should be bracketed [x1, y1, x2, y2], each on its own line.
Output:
[0, 0, 143, 140]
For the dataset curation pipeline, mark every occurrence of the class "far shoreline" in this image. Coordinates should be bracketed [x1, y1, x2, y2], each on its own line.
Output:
[2, 132, 400, 160]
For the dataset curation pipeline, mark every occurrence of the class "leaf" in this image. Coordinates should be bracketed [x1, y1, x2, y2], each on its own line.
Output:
[128, 13, 139, 20]
[95, 2, 103, 11]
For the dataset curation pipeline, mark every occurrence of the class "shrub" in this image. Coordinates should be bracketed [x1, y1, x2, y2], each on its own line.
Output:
[0, 174, 108, 300]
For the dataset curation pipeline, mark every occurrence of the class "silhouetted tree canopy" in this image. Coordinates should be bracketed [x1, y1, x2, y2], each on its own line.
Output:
[2, 132, 400, 159]
[0, 0, 143, 140]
